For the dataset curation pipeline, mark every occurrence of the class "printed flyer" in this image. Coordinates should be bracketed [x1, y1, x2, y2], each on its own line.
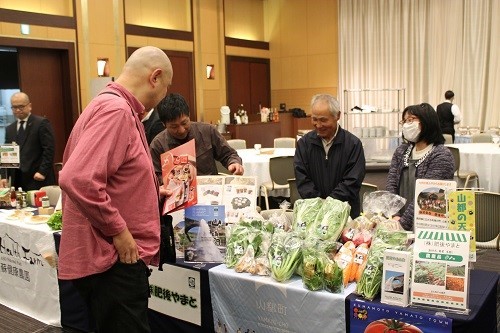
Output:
[161, 139, 197, 214]
[196, 175, 225, 205]
[411, 228, 470, 312]
[414, 179, 456, 230]
[381, 250, 411, 307]
[222, 176, 258, 224]
[447, 190, 476, 261]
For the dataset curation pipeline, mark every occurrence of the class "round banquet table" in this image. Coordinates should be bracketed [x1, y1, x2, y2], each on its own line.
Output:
[236, 147, 296, 197]
[446, 143, 500, 192]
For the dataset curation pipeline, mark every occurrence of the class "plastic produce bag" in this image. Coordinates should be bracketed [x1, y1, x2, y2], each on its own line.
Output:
[362, 191, 406, 219]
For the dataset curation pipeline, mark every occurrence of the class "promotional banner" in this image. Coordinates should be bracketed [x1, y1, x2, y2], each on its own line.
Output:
[0, 220, 61, 326]
[447, 190, 476, 261]
[148, 264, 202, 326]
[348, 296, 452, 333]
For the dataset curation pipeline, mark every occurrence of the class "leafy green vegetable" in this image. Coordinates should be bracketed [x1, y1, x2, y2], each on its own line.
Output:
[46, 211, 62, 231]
[302, 240, 324, 290]
[292, 198, 323, 238]
[323, 257, 343, 293]
[313, 197, 351, 241]
[268, 232, 303, 282]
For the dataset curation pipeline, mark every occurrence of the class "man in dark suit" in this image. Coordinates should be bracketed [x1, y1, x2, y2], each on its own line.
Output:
[4, 92, 56, 190]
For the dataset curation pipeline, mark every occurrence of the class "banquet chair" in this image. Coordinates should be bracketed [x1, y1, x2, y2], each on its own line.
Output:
[443, 134, 453, 144]
[287, 178, 301, 207]
[260, 156, 295, 210]
[474, 191, 500, 250]
[471, 133, 492, 143]
[447, 147, 479, 189]
[39, 185, 62, 206]
[273, 137, 296, 148]
[227, 139, 247, 150]
[215, 160, 230, 175]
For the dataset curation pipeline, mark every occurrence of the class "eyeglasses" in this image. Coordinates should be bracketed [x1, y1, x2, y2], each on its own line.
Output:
[11, 104, 29, 111]
[399, 116, 418, 125]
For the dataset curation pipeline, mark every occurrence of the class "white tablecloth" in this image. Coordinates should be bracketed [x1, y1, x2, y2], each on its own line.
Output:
[446, 143, 500, 192]
[237, 148, 296, 197]
[0, 210, 61, 326]
[209, 264, 355, 333]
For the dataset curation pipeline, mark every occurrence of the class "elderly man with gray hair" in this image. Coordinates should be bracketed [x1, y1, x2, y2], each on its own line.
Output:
[294, 93, 366, 218]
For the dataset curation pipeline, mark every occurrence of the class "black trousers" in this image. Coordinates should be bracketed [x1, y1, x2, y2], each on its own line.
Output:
[72, 260, 151, 333]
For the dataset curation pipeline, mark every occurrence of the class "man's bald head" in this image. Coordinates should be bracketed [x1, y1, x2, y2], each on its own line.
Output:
[116, 46, 173, 112]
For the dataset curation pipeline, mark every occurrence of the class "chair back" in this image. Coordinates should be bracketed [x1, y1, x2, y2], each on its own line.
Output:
[274, 137, 296, 148]
[474, 191, 500, 242]
[227, 139, 247, 149]
[443, 134, 453, 144]
[287, 178, 301, 206]
[471, 133, 492, 143]
[447, 146, 460, 174]
[39, 185, 62, 206]
[215, 160, 230, 175]
[269, 156, 295, 186]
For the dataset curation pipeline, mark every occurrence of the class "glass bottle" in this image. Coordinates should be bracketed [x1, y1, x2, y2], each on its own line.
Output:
[10, 186, 17, 208]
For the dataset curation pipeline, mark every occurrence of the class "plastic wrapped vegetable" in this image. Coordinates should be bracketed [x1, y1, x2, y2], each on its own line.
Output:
[323, 256, 344, 293]
[292, 198, 323, 238]
[268, 232, 303, 282]
[313, 197, 351, 241]
[355, 229, 409, 300]
[302, 238, 324, 290]
[362, 191, 406, 219]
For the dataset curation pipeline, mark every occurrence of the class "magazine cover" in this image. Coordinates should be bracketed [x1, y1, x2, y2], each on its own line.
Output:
[222, 176, 258, 224]
[183, 204, 226, 263]
[196, 175, 225, 205]
[414, 179, 456, 230]
[161, 139, 197, 214]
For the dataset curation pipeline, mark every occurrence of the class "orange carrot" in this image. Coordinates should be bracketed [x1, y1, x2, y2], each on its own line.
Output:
[349, 243, 369, 282]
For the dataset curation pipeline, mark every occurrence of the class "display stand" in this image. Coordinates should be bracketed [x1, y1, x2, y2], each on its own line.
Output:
[343, 88, 405, 166]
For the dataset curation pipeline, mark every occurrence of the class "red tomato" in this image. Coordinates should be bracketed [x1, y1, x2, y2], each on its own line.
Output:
[364, 319, 422, 333]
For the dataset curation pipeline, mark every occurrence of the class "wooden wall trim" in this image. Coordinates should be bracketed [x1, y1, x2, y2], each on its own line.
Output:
[225, 37, 269, 50]
[125, 24, 193, 41]
[0, 8, 75, 29]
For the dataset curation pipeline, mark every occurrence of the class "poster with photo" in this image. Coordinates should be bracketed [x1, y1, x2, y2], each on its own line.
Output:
[414, 179, 456, 230]
[411, 228, 470, 312]
[0, 144, 20, 168]
[447, 190, 476, 261]
[161, 139, 197, 214]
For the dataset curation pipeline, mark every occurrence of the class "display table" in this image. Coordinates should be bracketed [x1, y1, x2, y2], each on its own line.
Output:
[0, 211, 61, 327]
[446, 143, 500, 191]
[209, 264, 356, 333]
[346, 269, 498, 333]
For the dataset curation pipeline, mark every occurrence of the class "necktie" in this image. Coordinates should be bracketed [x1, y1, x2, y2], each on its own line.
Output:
[16, 120, 26, 143]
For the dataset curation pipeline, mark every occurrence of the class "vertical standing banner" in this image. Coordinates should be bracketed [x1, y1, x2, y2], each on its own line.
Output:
[0, 221, 61, 326]
[447, 190, 476, 261]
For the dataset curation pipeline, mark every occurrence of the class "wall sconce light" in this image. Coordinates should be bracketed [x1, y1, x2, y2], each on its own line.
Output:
[206, 64, 215, 80]
[20, 24, 30, 35]
[97, 58, 110, 77]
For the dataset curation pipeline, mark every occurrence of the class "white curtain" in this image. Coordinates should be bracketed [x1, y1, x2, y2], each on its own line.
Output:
[339, 0, 500, 131]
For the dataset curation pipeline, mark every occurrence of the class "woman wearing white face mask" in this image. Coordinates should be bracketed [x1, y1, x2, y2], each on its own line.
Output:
[386, 103, 455, 231]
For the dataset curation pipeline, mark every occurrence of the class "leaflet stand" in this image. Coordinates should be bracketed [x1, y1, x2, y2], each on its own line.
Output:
[0, 143, 20, 169]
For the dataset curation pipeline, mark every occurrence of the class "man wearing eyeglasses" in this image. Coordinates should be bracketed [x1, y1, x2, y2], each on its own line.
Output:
[3, 92, 56, 190]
